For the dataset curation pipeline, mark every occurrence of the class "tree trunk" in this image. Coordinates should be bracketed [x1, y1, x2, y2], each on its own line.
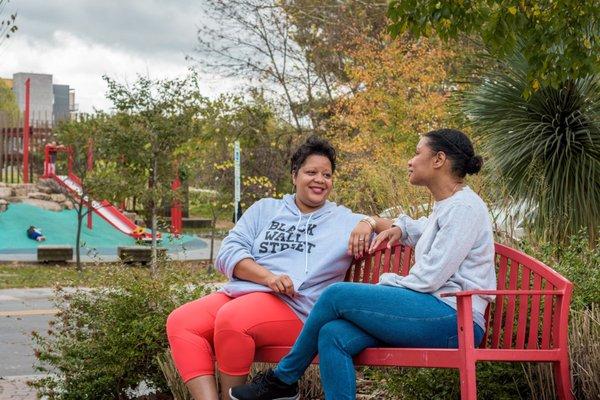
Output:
[75, 198, 85, 271]
[208, 207, 217, 272]
[150, 153, 158, 274]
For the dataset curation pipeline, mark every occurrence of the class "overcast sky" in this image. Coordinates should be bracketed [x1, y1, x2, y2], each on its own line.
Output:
[0, 0, 238, 112]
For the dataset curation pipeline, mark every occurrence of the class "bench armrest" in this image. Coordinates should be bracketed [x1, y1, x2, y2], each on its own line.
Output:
[440, 289, 565, 298]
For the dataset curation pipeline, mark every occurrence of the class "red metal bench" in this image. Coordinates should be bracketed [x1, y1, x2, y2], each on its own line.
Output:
[255, 241, 574, 399]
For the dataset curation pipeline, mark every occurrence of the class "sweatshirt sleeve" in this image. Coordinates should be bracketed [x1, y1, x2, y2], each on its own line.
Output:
[392, 214, 429, 247]
[380, 203, 481, 292]
[215, 200, 265, 279]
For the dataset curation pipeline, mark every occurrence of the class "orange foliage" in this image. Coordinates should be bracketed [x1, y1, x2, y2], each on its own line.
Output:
[329, 35, 461, 214]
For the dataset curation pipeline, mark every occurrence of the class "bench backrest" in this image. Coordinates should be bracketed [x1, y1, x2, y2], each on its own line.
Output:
[346, 242, 573, 351]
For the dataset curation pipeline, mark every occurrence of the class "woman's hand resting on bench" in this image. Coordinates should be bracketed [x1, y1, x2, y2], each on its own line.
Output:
[369, 226, 403, 253]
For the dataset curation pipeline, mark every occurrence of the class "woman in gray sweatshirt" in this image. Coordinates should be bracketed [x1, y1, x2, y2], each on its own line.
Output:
[231, 128, 497, 400]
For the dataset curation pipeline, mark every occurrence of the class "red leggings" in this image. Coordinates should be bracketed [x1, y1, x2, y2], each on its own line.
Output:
[166, 292, 303, 382]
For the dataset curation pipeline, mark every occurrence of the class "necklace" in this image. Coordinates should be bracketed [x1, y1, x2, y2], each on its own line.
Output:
[451, 182, 464, 195]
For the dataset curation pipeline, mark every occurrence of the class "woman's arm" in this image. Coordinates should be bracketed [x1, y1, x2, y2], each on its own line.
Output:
[232, 258, 296, 297]
[215, 201, 264, 279]
[380, 204, 481, 292]
[393, 214, 429, 247]
[348, 216, 393, 257]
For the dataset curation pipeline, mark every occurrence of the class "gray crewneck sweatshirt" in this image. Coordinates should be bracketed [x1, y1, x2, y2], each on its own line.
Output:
[378, 186, 496, 329]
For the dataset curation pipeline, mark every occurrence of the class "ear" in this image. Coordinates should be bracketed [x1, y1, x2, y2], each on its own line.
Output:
[291, 170, 297, 186]
[432, 151, 447, 170]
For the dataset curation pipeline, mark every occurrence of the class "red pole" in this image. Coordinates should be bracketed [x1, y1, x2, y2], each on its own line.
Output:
[171, 178, 182, 234]
[23, 78, 30, 184]
[87, 139, 93, 230]
[171, 163, 182, 235]
[43, 144, 50, 177]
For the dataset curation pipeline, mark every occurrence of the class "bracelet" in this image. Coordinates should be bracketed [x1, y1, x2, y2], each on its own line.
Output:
[359, 216, 377, 231]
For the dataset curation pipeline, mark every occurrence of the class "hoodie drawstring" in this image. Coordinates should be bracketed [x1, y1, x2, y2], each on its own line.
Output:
[303, 213, 313, 274]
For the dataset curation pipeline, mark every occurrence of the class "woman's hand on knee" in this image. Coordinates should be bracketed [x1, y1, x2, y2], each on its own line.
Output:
[348, 221, 373, 258]
[266, 274, 296, 297]
[369, 226, 402, 253]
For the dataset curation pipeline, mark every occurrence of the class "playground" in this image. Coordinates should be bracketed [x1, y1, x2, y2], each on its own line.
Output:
[0, 141, 209, 262]
[0, 203, 206, 261]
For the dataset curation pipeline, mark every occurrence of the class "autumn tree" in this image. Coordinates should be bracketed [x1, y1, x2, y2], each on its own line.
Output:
[328, 35, 462, 214]
[0, 79, 19, 123]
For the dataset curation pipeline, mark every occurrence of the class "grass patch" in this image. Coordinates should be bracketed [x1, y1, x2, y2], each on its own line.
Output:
[0, 260, 224, 289]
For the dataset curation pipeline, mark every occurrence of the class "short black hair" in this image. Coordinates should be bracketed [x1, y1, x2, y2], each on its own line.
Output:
[424, 128, 483, 178]
[290, 136, 336, 174]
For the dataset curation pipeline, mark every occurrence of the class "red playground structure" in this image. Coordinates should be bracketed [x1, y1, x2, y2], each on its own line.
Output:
[43, 143, 182, 241]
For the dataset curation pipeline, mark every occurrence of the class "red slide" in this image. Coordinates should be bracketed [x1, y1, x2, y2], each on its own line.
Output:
[52, 173, 160, 241]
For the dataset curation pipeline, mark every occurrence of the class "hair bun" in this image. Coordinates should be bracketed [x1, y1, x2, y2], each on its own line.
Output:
[466, 155, 483, 175]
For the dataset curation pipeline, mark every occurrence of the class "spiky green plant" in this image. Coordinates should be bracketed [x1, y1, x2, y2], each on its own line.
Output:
[463, 52, 600, 243]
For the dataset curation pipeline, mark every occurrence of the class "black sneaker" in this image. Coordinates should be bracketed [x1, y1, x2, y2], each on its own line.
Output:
[229, 369, 299, 400]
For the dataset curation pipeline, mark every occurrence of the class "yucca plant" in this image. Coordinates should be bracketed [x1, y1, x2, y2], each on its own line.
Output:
[463, 52, 600, 244]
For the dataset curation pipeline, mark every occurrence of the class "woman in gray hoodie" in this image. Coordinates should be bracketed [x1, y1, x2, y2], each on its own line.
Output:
[166, 136, 390, 400]
[231, 128, 497, 400]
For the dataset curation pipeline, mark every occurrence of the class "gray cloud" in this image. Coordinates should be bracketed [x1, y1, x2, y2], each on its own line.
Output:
[14, 0, 204, 58]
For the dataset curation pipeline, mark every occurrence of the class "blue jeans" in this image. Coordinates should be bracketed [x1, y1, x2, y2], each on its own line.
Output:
[274, 282, 484, 400]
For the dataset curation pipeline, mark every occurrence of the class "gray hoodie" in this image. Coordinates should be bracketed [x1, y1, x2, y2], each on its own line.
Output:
[215, 194, 364, 321]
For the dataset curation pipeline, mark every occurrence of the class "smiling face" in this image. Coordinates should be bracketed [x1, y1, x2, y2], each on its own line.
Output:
[292, 154, 333, 213]
[408, 137, 440, 186]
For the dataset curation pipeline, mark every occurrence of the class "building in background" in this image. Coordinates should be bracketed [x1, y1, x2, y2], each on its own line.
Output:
[5, 72, 77, 123]
[52, 84, 70, 121]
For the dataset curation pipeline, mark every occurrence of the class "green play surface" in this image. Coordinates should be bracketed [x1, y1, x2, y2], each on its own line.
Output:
[0, 203, 205, 254]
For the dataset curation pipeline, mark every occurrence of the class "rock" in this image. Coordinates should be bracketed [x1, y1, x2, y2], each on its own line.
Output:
[36, 185, 54, 194]
[50, 194, 67, 203]
[38, 179, 63, 194]
[28, 192, 52, 201]
[12, 184, 36, 197]
[21, 198, 63, 212]
[0, 199, 8, 212]
[13, 187, 28, 197]
[63, 200, 74, 210]
[123, 211, 138, 222]
[0, 187, 13, 199]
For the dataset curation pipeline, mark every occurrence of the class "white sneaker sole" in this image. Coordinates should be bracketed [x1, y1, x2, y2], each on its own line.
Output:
[228, 387, 300, 400]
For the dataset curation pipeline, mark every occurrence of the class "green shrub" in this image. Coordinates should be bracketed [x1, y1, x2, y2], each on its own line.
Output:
[366, 362, 530, 400]
[30, 263, 214, 400]
[518, 231, 600, 309]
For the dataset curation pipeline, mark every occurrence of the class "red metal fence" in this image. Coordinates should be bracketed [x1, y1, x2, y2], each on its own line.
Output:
[0, 118, 54, 183]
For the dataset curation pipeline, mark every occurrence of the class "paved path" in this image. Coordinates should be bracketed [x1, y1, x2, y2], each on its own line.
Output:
[0, 288, 56, 399]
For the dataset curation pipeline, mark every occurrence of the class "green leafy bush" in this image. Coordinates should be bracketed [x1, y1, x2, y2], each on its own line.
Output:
[30, 263, 214, 400]
[519, 231, 600, 309]
[366, 362, 530, 400]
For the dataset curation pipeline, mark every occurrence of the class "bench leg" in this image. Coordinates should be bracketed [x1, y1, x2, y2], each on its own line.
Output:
[459, 363, 477, 400]
[553, 360, 574, 400]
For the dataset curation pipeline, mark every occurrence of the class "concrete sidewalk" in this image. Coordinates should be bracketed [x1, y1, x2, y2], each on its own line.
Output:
[0, 288, 56, 399]
[0, 376, 40, 400]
